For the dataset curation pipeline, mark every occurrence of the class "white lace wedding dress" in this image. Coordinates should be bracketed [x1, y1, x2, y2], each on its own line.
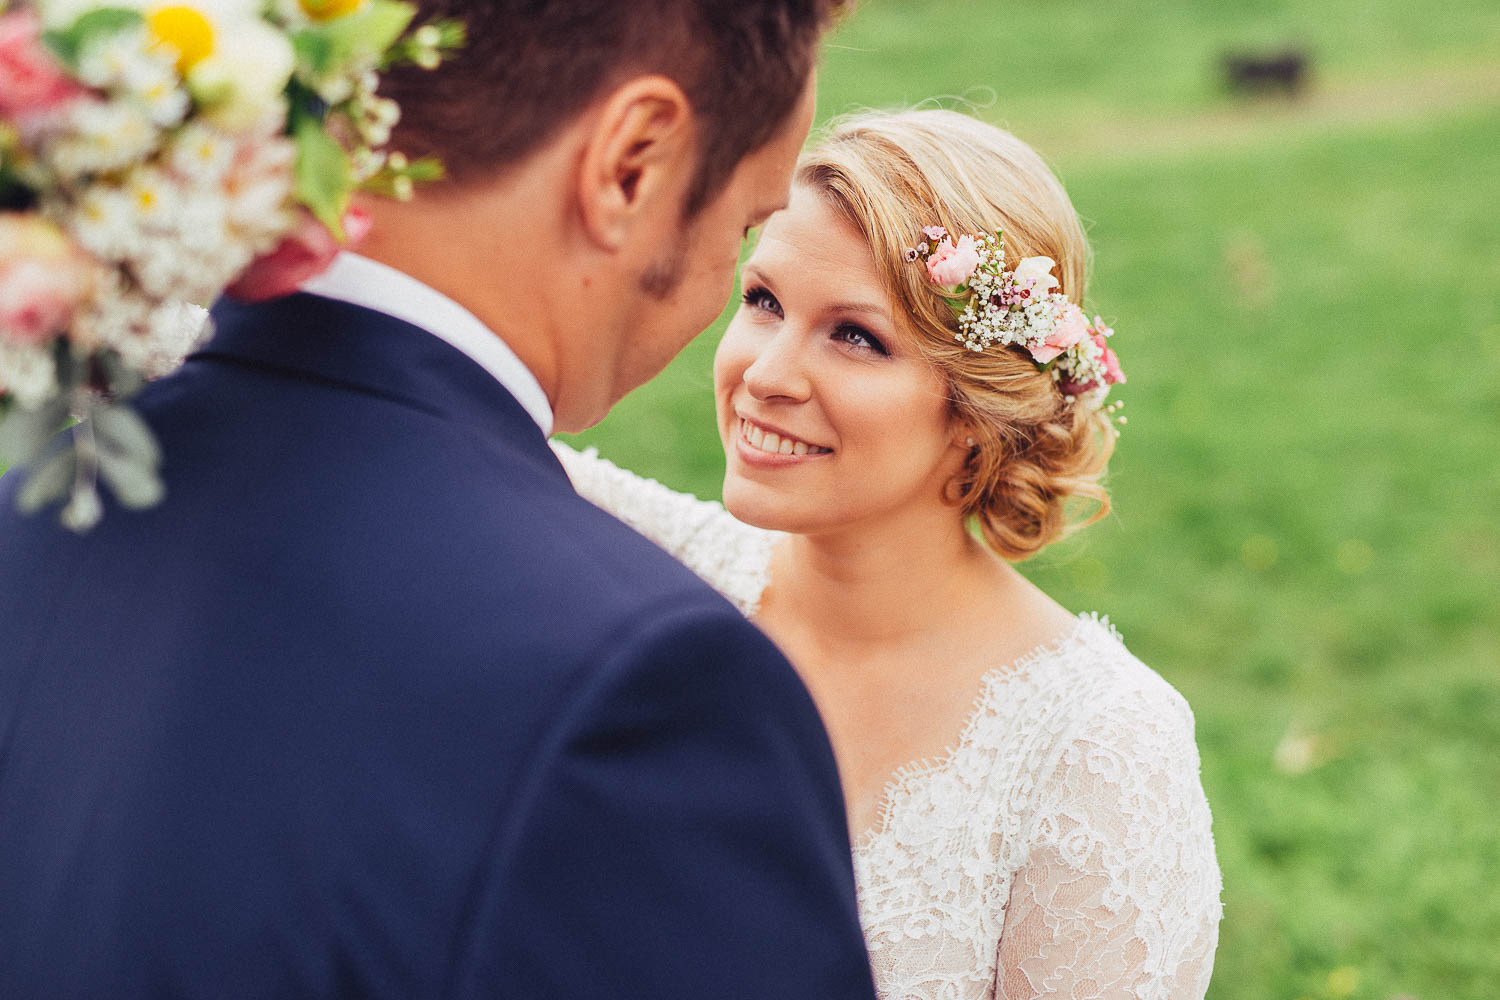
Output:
[553, 444, 1223, 1000]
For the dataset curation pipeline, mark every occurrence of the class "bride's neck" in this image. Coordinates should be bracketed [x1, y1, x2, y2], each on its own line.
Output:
[765, 504, 1008, 653]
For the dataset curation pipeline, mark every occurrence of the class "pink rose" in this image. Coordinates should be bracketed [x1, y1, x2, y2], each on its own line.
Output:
[1102, 345, 1125, 385]
[0, 259, 83, 343]
[0, 11, 88, 120]
[1031, 303, 1089, 364]
[0, 215, 93, 344]
[925, 234, 981, 289]
[226, 207, 373, 302]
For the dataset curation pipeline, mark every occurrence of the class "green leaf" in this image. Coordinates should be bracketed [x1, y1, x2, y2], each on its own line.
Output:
[295, 0, 416, 79]
[42, 7, 145, 69]
[330, 0, 417, 64]
[15, 445, 74, 515]
[0, 398, 70, 468]
[294, 114, 353, 238]
[292, 29, 338, 78]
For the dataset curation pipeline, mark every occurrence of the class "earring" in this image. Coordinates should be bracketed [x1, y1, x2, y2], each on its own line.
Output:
[965, 436, 976, 447]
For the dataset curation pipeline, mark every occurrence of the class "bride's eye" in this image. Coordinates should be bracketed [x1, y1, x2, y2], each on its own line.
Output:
[741, 285, 783, 318]
[832, 323, 889, 356]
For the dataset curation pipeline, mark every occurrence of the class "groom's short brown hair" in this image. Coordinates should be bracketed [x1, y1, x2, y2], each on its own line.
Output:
[380, 0, 846, 212]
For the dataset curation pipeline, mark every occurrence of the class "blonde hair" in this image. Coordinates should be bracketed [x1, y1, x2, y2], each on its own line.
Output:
[797, 109, 1114, 560]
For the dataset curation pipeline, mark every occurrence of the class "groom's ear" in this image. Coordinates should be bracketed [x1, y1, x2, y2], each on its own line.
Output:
[575, 76, 696, 251]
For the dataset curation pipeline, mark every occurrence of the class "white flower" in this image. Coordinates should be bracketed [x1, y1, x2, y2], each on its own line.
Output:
[187, 18, 296, 133]
[125, 55, 191, 128]
[75, 28, 149, 88]
[123, 166, 177, 231]
[223, 137, 297, 242]
[0, 340, 59, 409]
[138, 301, 211, 378]
[67, 185, 140, 261]
[168, 123, 238, 182]
[46, 100, 159, 177]
[173, 193, 233, 256]
[1011, 255, 1059, 294]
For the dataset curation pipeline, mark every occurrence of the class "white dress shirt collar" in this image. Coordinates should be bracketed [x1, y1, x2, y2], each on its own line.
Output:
[301, 252, 554, 435]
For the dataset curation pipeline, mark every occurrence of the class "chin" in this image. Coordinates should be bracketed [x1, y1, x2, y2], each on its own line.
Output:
[721, 472, 829, 535]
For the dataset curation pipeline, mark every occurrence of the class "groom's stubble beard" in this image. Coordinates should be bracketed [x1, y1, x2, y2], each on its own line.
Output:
[639, 242, 689, 301]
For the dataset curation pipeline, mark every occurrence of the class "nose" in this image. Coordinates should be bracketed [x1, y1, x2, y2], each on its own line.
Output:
[743, 327, 812, 403]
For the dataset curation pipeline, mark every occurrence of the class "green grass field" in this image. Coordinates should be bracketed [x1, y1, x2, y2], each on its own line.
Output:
[566, 3, 1500, 998]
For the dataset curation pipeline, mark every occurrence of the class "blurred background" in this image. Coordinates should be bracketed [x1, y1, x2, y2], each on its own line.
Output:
[563, 1, 1500, 998]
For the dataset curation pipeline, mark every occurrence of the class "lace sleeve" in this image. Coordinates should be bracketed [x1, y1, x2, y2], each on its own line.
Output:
[996, 676, 1223, 1000]
[550, 441, 777, 615]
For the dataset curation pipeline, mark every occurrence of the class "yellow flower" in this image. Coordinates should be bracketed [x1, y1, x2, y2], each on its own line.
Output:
[298, 0, 367, 21]
[147, 6, 216, 71]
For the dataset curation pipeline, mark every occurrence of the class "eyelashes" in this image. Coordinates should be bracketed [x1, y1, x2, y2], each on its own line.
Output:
[742, 284, 782, 317]
[741, 284, 889, 357]
[833, 324, 889, 356]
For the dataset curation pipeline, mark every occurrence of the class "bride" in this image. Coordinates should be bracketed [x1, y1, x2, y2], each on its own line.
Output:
[554, 109, 1222, 999]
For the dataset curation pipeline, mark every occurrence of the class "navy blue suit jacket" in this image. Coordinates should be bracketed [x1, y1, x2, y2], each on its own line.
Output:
[0, 295, 875, 999]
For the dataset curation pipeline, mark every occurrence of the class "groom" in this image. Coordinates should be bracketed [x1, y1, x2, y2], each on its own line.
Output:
[0, 2, 876, 998]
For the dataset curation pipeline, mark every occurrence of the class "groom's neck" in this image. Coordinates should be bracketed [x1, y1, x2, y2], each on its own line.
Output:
[355, 154, 603, 425]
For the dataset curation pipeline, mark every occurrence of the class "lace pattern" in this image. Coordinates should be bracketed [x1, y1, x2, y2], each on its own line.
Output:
[554, 442, 1222, 1000]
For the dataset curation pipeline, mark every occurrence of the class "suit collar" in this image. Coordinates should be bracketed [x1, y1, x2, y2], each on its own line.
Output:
[200, 294, 563, 477]
[299, 253, 554, 435]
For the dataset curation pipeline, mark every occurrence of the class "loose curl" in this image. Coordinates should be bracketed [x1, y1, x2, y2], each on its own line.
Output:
[797, 110, 1115, 560]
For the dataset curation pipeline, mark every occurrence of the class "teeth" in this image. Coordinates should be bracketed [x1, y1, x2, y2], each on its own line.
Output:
[739, 419, 831, 457]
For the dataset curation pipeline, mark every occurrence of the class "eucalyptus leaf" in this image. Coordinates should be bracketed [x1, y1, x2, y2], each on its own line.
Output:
[43, 7, 145, 68]
[59, 484, 103, 533]
[15, 445, 75, 515]
[294, 114, 353, 238]
[92, 404, 163, 470]
[0, 398, 71, 467]
[96, 446, 165, 510]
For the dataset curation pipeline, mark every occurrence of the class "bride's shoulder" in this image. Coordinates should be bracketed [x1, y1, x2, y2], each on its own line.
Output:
[1045, 614, 1200, 749]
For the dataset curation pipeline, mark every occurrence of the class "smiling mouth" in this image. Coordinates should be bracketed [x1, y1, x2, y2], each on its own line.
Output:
[739, 418, 832, 457]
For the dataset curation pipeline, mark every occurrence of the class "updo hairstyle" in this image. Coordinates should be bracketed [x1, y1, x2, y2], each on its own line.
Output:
[796, 109, 1115, 560]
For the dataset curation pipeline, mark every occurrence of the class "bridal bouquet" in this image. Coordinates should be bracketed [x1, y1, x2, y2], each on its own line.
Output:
[0, 0, 460, 530]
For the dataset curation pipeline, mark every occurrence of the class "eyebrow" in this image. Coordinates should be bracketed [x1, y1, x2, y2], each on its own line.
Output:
[824, 301, 892, 320]
[741, 266, 894, 322]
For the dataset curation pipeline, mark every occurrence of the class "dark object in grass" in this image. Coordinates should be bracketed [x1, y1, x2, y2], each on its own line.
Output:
[1222, 49, 1310, 98]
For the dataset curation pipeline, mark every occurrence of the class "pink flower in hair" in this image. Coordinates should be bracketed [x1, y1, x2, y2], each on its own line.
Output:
[1030, 303, 1089, 364]
[0, 11, 88, 119]
[925, 234, 981, 288]
[922, 225, 947, 242]
[1100, 342, 1126, 385]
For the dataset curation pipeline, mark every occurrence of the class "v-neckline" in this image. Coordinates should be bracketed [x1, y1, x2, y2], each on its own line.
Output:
[849, 613, 1099, 854]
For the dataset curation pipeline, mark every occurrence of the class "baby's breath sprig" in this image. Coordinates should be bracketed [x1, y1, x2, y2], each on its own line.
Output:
[906, 225, 1126, 414]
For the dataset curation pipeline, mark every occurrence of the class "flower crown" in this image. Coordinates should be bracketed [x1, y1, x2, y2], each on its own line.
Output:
[906, 226, 1125, 416]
